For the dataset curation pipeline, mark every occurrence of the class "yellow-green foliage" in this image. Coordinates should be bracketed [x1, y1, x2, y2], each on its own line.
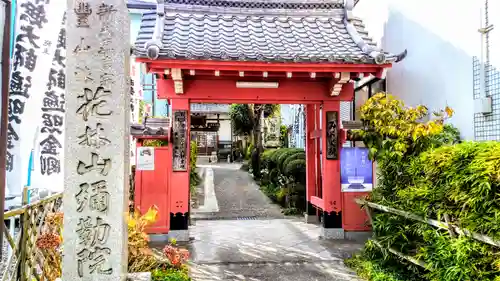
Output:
[190, 140, 197, 172]
[128, 206, 166, 272]
[399, 141, 500, 238]
[350, 93, 500, 281]
[143, 139, 169, 147]
[353, 93, 453, 159]
[190, 140, 201, 189]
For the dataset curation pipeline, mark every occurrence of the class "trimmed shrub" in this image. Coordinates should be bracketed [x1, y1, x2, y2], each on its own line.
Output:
[261, 149, 277, 170]
[249, 147, 308, 213]
[268, 168, 280, 185]
[283, 159, 306, 184]
[281, 151, 306, 173]
[276, 148, 304, 172]
[269, 148, 290, 166]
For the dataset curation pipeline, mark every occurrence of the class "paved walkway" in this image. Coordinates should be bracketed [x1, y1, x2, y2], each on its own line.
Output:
[193, 163, 284, 220]
[189, 163, 362, 281]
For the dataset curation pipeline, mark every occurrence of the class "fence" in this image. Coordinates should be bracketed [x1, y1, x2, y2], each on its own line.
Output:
[355, 198, 500, 269]
[2, 190, 63, 281]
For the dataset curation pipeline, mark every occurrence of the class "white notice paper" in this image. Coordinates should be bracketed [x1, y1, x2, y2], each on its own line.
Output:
[137, 147, 155, 170]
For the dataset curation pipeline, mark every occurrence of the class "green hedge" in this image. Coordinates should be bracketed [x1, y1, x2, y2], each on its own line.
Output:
[353, 129, 500, 280]
[189, 141, 201, 189]
[254, 148, 306, 213]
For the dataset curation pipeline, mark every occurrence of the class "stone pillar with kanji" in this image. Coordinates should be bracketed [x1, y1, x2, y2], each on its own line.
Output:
[62, 1, 130, 280]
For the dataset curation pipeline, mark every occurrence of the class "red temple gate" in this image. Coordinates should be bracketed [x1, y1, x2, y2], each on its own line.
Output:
[132, 0, 406, 240]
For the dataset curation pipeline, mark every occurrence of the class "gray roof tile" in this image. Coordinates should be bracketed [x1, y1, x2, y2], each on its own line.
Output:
[134, 0, 405, 64]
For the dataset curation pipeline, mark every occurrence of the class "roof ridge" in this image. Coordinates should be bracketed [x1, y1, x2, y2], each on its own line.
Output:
[135, 0, 407, 64]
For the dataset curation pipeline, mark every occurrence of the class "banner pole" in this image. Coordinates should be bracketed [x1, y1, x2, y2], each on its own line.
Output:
[0, 0, 12, 262]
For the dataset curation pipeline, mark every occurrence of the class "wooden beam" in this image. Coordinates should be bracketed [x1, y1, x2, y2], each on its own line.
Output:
[157, 79, 354, 103]
[171, 68, 183, 94]
[139, 58, 392, 73]
[311, 196, 324, 209]
[331, 72, 351, 96]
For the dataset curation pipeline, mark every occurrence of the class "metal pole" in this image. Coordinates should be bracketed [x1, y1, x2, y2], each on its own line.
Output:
[0, 0, 12, 263]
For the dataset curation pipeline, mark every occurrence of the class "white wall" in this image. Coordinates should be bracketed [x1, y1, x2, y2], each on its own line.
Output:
[199, 113, 232, 141]
[490, 1, 500, 71]
[219, 120, 232, 141]
[355, 0, 483, 140]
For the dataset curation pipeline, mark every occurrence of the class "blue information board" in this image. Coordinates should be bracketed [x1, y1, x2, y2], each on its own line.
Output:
[340, 147, 373, 192]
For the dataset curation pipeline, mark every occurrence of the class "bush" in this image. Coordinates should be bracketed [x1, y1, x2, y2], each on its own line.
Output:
[269, 148, 289, 168]
[251, 147, 307, 213]
[283, 159, 306, 184]
[345, 241, 424, 281]
[189, 141, 201, 194]
[152, 268, 191, 281]
[143, 139, 169, 147]
[245, 143, 254, 160]
[349, 94, 500, 281]
[281, 152, 305, 174]
[34, 206, 191, 280]
[396, 141, 500, 237]
[276, 149, 304, 171]
[261, 149, 276, 169]
[189, 140, 197, 172]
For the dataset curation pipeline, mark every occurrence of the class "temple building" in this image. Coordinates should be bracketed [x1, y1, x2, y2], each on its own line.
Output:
[131, 0, 405, 240]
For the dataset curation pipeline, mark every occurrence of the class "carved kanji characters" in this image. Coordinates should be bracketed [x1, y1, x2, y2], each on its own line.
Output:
[77, 246, 112, 277]
[76, 87, 112, 121]
[76, 153, 111, 176]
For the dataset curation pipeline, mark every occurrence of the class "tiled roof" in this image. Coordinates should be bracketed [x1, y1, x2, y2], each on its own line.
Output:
[130, 117, 170, 137]
[134, 0, 406, 64]
[127, 0, 156, 9]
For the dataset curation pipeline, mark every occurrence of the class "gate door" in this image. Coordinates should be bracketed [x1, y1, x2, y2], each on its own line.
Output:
[135, 146, 170, 233]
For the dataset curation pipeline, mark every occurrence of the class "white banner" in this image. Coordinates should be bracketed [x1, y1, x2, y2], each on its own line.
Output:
[31, 14, 66, 193]
[6, 1, 66, 197]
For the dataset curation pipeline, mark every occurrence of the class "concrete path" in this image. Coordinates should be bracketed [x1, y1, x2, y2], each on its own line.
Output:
[188, 163, 362, 281]
[192, 163, 284, 220]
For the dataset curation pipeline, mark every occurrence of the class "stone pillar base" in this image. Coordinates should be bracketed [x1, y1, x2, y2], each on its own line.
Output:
[344, 231, 372, 242]
[320, 227, 345, 239]
[167, 230, 190, 242]
[149, 230, 190, 243]
[305, 213, 319, 224]
[127, 272, 151, 281]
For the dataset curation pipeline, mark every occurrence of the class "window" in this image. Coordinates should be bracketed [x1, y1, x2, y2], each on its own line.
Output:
[353, 78, 386, 120]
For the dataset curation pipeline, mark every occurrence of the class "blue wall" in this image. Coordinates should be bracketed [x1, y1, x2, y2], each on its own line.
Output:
[130, 11, 169, 117]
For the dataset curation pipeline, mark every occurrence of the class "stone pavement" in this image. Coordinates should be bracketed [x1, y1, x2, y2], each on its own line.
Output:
[188, 163, 362, 281]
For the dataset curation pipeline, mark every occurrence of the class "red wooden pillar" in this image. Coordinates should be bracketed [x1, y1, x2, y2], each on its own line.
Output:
[305, 104, 317, 223]
[321, 101, 343, 239]
[169, 98, 191, 240]
[315, 104, 321, 199]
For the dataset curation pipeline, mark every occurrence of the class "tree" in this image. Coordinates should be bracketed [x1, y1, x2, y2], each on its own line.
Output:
[229, 103, 279, 178]
[229, 104, 254, 136]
